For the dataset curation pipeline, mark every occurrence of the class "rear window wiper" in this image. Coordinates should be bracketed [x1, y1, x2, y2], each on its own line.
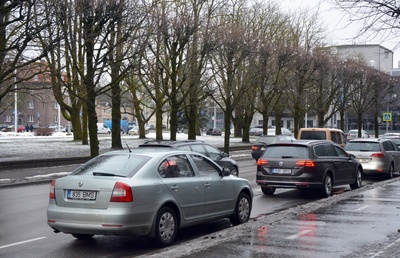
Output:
[93, 172, 125, 177]
[281, 156, 295, 158]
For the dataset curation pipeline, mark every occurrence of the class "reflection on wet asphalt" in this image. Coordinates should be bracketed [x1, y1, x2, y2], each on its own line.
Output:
[144, 178, 400, 258]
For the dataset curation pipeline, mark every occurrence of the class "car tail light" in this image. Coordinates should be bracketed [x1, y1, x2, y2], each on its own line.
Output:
[49, 180, 56, 199]
[110, 182, 133, 202]
[371, 152, 385, 158]
[296, 160, 315, 167]
[252, 146, 258, 151]
[257, 159, 268, 166]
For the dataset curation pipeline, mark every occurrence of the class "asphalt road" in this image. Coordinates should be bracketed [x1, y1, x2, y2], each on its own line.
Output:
[2, 158, 400, 257]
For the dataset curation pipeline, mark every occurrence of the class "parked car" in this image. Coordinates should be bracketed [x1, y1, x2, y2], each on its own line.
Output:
[0, 124, 9, 132]
[251, 135, 296, 161]
[47, 149, 253, 246]
[128, 125, 139, 135]
[7, 124, 26, 132]
[206, 128, 222, 136]
[346, 129, 370, 140]
[256, 140, 363, 197]
[345, 138, 400, 179]
[48, 124, 65, 132]
[381, 134, 400, 147]
[297, 127, 347, 148]
[250, 127, 292, 136]
[138, 140, 239, 176]
[96, 122, 111, 134]
[121, 122, 136, 134]
[249, 126, 263, 136]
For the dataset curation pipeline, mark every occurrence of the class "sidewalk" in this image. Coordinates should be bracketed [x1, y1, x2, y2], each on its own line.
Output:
[0, 131, 252, 185]
[0, 131, 250, 162]
[142, 177, 400, 258]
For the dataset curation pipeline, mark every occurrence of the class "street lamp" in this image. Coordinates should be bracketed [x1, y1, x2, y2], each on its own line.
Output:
[14, 70, 17, 133]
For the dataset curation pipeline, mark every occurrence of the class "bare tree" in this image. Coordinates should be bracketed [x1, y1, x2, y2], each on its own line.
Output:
[334, 0, 400, 45]
[0, 0, 57, 114]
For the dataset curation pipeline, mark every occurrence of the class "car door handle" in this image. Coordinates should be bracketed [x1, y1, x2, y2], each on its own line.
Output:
[171, 185, 179, 191]
[204, 183, 211, 188]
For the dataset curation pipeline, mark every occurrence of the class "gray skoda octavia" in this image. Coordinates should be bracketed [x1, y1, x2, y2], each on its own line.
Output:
[47, 149, 252, 246]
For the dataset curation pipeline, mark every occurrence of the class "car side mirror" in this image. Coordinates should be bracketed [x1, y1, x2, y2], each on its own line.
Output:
[348, 153, 355, 159]
[222, 167, 231, 176]
[221, 152, 229, 158]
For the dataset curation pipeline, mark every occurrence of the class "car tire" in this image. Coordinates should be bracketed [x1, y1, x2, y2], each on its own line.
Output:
[350, 167, 362, 190]
[230, 192, 251, 225]
[154, 206, 178, 247]
[261, 186, 276, 195]
[230, 166, 239, 177]
[320, 173, 333, 198]
[71, 233, 94, 240]
[387, 163, 394, 180]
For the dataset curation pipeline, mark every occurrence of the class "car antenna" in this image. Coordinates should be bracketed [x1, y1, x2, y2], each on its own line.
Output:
[122, 133, 132, 152]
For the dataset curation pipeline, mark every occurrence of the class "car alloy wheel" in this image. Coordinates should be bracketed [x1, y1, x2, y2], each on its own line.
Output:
[230, 167, 239, 177]
[387, 163, 394, 180]
[350, 167, 363, 190]
[321, 174, 333, 198]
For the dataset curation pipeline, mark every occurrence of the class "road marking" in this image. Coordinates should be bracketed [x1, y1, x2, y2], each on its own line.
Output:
[0, 237, 46, 250]
[370, 237, 400, 258]
[286, 230, 313, 240]
[355, 205, 370, 211]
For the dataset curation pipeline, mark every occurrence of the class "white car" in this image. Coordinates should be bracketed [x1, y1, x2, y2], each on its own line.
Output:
[97, 123, 111, 134]
[128, 126, 139, 135]
[347, 129, 369, 140]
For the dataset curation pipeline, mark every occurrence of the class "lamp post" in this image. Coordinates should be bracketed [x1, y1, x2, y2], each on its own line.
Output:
[14, 70, 17, 133]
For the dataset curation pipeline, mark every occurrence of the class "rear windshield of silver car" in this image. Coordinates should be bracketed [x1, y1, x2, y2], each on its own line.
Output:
[345, 142, 380, 152]
[300, 131, 326, 140]
[262, 145, 309, 159]
[71, 154, 151, 177]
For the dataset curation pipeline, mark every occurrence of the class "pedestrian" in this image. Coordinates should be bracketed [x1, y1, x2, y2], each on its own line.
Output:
[30, 124, 34, 132]
[26, 124, 29, 132]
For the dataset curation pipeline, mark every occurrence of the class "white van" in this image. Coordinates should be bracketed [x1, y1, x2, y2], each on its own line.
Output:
[97, 123, 111, 134]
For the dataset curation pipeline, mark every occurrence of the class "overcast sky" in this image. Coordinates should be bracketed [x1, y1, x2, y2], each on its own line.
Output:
[278, 0, 400, 68]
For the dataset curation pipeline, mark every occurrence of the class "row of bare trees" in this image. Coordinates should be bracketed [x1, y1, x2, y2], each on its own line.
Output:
[0, 0, 397, 157]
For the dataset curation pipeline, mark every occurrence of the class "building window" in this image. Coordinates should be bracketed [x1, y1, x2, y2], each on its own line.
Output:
[28, 115, 34, 123]
[54, 116, 58, 123]
[28, 101, 34, 109]
[5, 115, 11, 122]
[54, 102, 59, 110]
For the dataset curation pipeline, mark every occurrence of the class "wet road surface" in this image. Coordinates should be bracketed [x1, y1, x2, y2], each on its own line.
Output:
[143, 177, 400, 258]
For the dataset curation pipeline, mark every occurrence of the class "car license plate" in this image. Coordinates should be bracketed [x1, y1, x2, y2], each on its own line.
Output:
[358, 158, 370, 163]
[67, 190, 96, 200]
[272, 168, 291, 174]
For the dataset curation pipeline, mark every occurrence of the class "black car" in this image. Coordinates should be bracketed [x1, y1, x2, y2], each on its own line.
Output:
[256, 140, 363, 197]
[138, 140, 239, 176]
[251, 135, 296, 161]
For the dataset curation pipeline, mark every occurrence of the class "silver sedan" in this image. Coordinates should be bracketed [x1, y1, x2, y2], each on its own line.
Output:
[47, 149, 253, 246]
[345, 138, 400, 179]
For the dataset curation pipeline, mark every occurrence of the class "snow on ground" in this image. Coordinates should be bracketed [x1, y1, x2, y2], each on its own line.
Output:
[0, 131, 249, 162]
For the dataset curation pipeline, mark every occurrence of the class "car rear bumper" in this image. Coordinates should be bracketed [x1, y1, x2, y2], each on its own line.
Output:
[256, 179, 323, 189]
[47, 204, 155, 236]
[256, 172, 324, 189]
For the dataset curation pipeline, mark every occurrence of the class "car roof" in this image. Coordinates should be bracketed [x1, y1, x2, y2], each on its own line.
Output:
[138, 140, 206, 148]
[270, 139, 336, 147]
[103, 148, 202, 158]
[348, 138, 386, 142]
[299, 127, 344, 133]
